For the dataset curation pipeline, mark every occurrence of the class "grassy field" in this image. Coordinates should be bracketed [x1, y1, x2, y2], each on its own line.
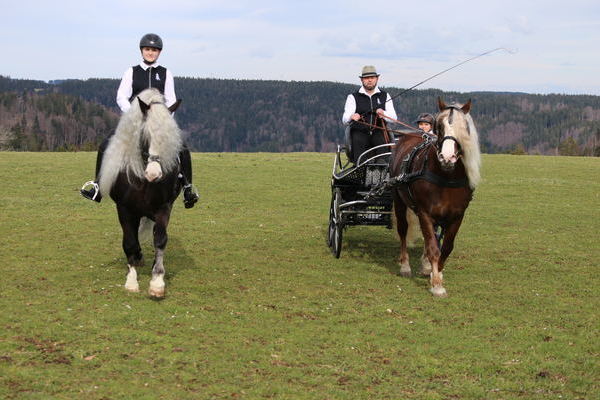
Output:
[0, 152, 598, 399]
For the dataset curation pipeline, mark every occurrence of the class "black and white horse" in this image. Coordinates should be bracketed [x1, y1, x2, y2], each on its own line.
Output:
[98, 88, 183, 298]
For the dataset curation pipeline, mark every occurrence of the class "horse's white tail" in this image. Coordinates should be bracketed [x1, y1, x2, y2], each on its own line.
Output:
[138, 217, 155, 243]
[405, 208, 421, 248]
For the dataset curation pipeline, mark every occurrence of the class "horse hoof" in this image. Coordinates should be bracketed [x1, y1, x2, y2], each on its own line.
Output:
[429, 286, 448, 297]
[148, 287, 165, 298]
[399, 268, 412, 278]
[124, 284, 140, 293]
[420, 268, 432, 277]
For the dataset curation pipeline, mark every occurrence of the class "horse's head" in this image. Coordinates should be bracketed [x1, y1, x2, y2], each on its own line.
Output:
[434, 98, 472, 172]
[135, 90, 183, 182]
[138, 97, 181, 116]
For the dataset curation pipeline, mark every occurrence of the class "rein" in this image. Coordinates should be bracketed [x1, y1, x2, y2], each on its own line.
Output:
[366, 122, 469, 202]
[352, 116, 426, 139]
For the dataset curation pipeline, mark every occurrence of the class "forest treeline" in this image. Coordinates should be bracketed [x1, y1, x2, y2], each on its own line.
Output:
[1, 75, 599, 155]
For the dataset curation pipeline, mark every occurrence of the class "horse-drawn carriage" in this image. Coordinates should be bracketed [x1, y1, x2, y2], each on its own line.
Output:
[326, 99, 481, 296]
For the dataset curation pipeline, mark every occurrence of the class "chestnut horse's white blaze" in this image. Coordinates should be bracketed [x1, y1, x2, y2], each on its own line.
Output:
[439, 134, 459, 165]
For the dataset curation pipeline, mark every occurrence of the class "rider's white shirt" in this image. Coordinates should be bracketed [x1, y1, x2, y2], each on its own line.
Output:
[342, 86, 398, 125]
[116, 62, 176, 113]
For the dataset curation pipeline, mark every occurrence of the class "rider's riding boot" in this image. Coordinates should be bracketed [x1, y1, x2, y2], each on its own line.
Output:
[183, 184, 199, 208]
[80, 181, 102, 202]
[178, 146, 198, 209]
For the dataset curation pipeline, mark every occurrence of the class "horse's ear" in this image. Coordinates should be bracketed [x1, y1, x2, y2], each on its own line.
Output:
[138, 97, 150, 116]
[168, 99, 182, 113]
[438, 97, 447, 111]
[461, 99, 472, 114]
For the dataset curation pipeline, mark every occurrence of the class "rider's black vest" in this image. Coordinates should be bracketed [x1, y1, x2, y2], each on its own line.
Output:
[351, 90, 388, 133]
[129, 65, 167, 101]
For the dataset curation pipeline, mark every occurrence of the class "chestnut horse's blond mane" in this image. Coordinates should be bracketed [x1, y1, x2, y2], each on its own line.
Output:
[437, 104, 481, 189]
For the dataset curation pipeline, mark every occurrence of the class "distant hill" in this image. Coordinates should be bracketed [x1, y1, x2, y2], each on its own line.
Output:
[1, 75, 598, 155]
[0, 78, 118, 151]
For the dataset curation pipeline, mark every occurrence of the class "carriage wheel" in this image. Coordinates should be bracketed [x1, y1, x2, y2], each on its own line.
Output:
[327, 197, 335, 248]
[330, 188, 343, 258]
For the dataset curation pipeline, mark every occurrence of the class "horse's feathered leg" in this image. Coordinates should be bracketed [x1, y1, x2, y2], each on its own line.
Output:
[148, 209, 170, 298]
[420, 248, 433, 277]
[417, 212, 447, 297]
[125, 265, 140, 293]
[393, 192, 411, 278]
[117, 205, 143, 292]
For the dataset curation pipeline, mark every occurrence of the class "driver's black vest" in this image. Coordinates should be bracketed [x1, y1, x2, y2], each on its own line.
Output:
[352, 90, 388, 133]
[129, 65, 167, 102]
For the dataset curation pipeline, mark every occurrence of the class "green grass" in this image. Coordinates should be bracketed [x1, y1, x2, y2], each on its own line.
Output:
[0, 152, 598, 399]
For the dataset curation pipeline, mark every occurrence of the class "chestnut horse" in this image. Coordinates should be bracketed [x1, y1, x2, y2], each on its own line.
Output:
[98, 88, 183, 298]
[390, 98, 481, 296]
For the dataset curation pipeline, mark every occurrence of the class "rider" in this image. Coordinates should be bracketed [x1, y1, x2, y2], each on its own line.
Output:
[415, 113, 435, 133]
[342, 65, 397, 163]
[80, 33, 199, 208]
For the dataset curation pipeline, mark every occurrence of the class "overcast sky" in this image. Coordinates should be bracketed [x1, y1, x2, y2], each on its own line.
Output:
[3, 0, 600, 95]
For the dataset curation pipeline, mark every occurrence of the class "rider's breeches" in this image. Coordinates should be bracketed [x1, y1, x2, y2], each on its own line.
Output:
[94, 137, 110, 179]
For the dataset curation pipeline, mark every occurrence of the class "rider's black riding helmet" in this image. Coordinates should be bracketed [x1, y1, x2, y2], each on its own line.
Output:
[139, 33, 163, 50]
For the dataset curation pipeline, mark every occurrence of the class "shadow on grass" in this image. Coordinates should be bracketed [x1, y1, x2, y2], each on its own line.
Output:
[99, 236, 197, 283]
[337, 231, 431, 290]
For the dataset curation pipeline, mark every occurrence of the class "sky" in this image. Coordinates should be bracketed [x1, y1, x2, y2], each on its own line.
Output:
[3, 0, 600, 95]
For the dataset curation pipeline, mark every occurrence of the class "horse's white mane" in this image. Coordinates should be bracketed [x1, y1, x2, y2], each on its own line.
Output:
[438, 104, 481, 189]
[438, 105, 481, 189]
[98, 88, 183, 196]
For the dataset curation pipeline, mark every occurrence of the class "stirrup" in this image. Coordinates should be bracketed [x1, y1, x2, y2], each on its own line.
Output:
[80, 180, 100, 201]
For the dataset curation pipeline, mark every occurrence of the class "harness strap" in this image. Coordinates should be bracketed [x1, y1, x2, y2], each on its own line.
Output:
[420, 170, 469, 188]
[366, 136, 469, 209]
[352, 119, 427, 138]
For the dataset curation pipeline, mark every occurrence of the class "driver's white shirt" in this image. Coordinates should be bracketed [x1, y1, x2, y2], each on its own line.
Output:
[342, 86, 398, 125]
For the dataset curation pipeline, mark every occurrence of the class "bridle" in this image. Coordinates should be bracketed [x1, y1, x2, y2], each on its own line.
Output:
[435, 106, 469, 163]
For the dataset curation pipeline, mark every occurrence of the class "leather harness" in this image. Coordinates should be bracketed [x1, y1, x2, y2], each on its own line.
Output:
[368, 133, 469, 211]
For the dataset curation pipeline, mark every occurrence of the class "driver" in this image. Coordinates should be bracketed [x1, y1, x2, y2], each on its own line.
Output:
[80, 33, 199, 208]
[342, 65, 397, 163]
